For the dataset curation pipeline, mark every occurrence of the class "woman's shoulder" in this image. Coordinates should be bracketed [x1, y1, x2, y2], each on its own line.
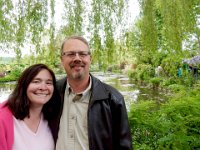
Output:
[0, 102, 13, 121]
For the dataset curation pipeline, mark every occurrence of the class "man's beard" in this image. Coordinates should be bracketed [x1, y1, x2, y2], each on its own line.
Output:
[69, 62, 85, 80]
[72, 71, 83, 80]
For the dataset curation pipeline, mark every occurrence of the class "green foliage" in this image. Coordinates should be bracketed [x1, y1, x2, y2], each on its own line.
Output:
[89, 0, 127, 69]
[0, 1, 14, 43]
[138, 0, 199, 55]
[161, 77, 177, 87]
[134, 64, 155, 82]
[129, 86, 200, 149]
[61, 0, 84, 35]
[140, 0, 158, 54]
[167, 84, 186, 93]
[0, 67, 21, 82]
[127, 69, 137, 80]
[161, 55, 182, 77]
[149, 77, 162, 89]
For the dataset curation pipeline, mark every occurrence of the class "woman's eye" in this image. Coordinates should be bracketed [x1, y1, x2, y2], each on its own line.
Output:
[46, 81, 53, 85]
[32, 80, 40, 83]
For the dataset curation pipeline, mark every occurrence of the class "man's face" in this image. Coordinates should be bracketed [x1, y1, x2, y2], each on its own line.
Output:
[61, 39, 91, 81]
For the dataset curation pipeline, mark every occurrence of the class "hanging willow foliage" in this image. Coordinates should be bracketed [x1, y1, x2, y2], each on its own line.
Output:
[26, 0, 48, 54]
[139, 0, 157, 60]
[0, 0, 48, 60]
[47, 0, 57, 65]
[0, 1, 14, 44]
[89, 0, 127, 69]
[61, 0, 83, 35]
[0, 0, 128, 67]
[135, 0, 199, 65]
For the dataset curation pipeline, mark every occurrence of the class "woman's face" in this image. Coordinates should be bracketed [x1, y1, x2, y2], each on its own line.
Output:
[27, 69, 54, 108]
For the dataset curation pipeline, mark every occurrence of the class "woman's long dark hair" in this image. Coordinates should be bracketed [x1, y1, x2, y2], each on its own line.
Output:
[6, 64, 59, 120]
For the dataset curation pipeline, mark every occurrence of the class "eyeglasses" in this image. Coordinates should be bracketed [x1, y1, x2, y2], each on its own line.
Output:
[61, 51, 91, 58]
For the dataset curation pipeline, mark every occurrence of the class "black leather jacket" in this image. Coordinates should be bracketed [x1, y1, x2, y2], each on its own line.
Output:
[50, 74, 132, 150]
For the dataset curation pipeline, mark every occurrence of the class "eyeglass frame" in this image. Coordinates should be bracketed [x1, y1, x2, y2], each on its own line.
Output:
[61, 51, 91, 59]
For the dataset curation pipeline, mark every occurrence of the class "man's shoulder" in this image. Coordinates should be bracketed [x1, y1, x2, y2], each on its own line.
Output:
[56, 77, 67, 92]
[57, 76, 67, 83]
[56, 77, 67, 85]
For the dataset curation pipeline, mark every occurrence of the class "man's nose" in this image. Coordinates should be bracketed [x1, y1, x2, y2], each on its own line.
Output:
[73, 53, 82, 60]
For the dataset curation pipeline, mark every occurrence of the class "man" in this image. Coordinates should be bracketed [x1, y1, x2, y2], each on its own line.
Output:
[53, 35, 132, 150]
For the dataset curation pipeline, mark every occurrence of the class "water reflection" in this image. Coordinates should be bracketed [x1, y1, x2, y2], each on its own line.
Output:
[92, 72, 168, 110]
[92, 72, 140, 110]
[0, 82, 16, 103]
[0, 72, 168, 110]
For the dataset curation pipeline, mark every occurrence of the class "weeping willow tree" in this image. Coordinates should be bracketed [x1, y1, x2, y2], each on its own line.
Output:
[138, 0, 158, 64]
[26, 0, 48, 55]
[103, 1, 115, 66]
[0, 0, 130, 69]
[16, 0, 48, 61]
[59, 0, 84, 36]
[89, 0, 128, 70]
[47, 0, 57, 66]
[0, 0, 48, 61]
[158, 0, 198, 53]
[89, 0, 103, 69]
[135, 0, 199, 65]
[0, 1, 15, 54]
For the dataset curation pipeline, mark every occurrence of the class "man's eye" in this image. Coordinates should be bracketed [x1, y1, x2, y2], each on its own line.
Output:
[67, 53, 75, 57]
[80, 53, 87, 56]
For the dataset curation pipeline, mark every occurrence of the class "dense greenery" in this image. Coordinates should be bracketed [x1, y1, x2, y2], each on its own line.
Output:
[129, 82, 200, 149]
[0, 64, 27, 82]
[0, 0, 200, 149]
[0, 0, 199, 69]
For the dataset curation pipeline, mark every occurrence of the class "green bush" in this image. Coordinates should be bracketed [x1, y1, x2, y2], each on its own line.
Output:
[129, 88, 200, 149]
[0, 68, 21, 82]
[161, 77, 177, 86]
[127, 70, 137, 79]
[135, 64, 154, 82]
[167, 84, 186, 92]
[149, 77, 162, 89]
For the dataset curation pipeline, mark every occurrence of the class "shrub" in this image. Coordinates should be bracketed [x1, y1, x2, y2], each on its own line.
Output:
[0, 68, 21, 82]
[129, 88, 200, 149]
[135, 64, 154, 82]
[149, 77, 162, 89]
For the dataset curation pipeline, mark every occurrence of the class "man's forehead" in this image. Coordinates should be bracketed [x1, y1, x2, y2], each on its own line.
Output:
[63, 39, 89, 48]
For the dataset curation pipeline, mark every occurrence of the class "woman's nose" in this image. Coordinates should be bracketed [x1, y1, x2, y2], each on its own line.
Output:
[39, 83, 48, 90]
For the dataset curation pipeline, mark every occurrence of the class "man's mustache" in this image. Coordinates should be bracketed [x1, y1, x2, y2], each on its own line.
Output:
[70, 62, 85, 68]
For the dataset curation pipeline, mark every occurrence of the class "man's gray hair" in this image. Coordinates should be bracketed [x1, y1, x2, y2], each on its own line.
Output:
[61, 35, 90, 54]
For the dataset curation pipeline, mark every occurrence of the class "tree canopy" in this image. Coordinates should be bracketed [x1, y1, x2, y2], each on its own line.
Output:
[0, 0, 199, 70]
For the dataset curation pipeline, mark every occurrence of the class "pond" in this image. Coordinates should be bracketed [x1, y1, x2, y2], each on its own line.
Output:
[92, 72, 169, 110]
[0, 72, 169, 110]
[0, 81, 16, 103]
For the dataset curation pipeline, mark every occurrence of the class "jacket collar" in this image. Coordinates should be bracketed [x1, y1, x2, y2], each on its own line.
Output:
[90, 74, 109, 101]
[58, 74, 109, 102]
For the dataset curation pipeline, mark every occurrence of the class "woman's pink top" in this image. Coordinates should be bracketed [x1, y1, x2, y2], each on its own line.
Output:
[0, 102, 54, 150]
[0, 102, 14, 150]
[12, 114, 54, 150]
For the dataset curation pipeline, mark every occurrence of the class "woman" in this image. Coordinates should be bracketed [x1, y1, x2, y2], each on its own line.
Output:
[0, 64, 59, 150]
